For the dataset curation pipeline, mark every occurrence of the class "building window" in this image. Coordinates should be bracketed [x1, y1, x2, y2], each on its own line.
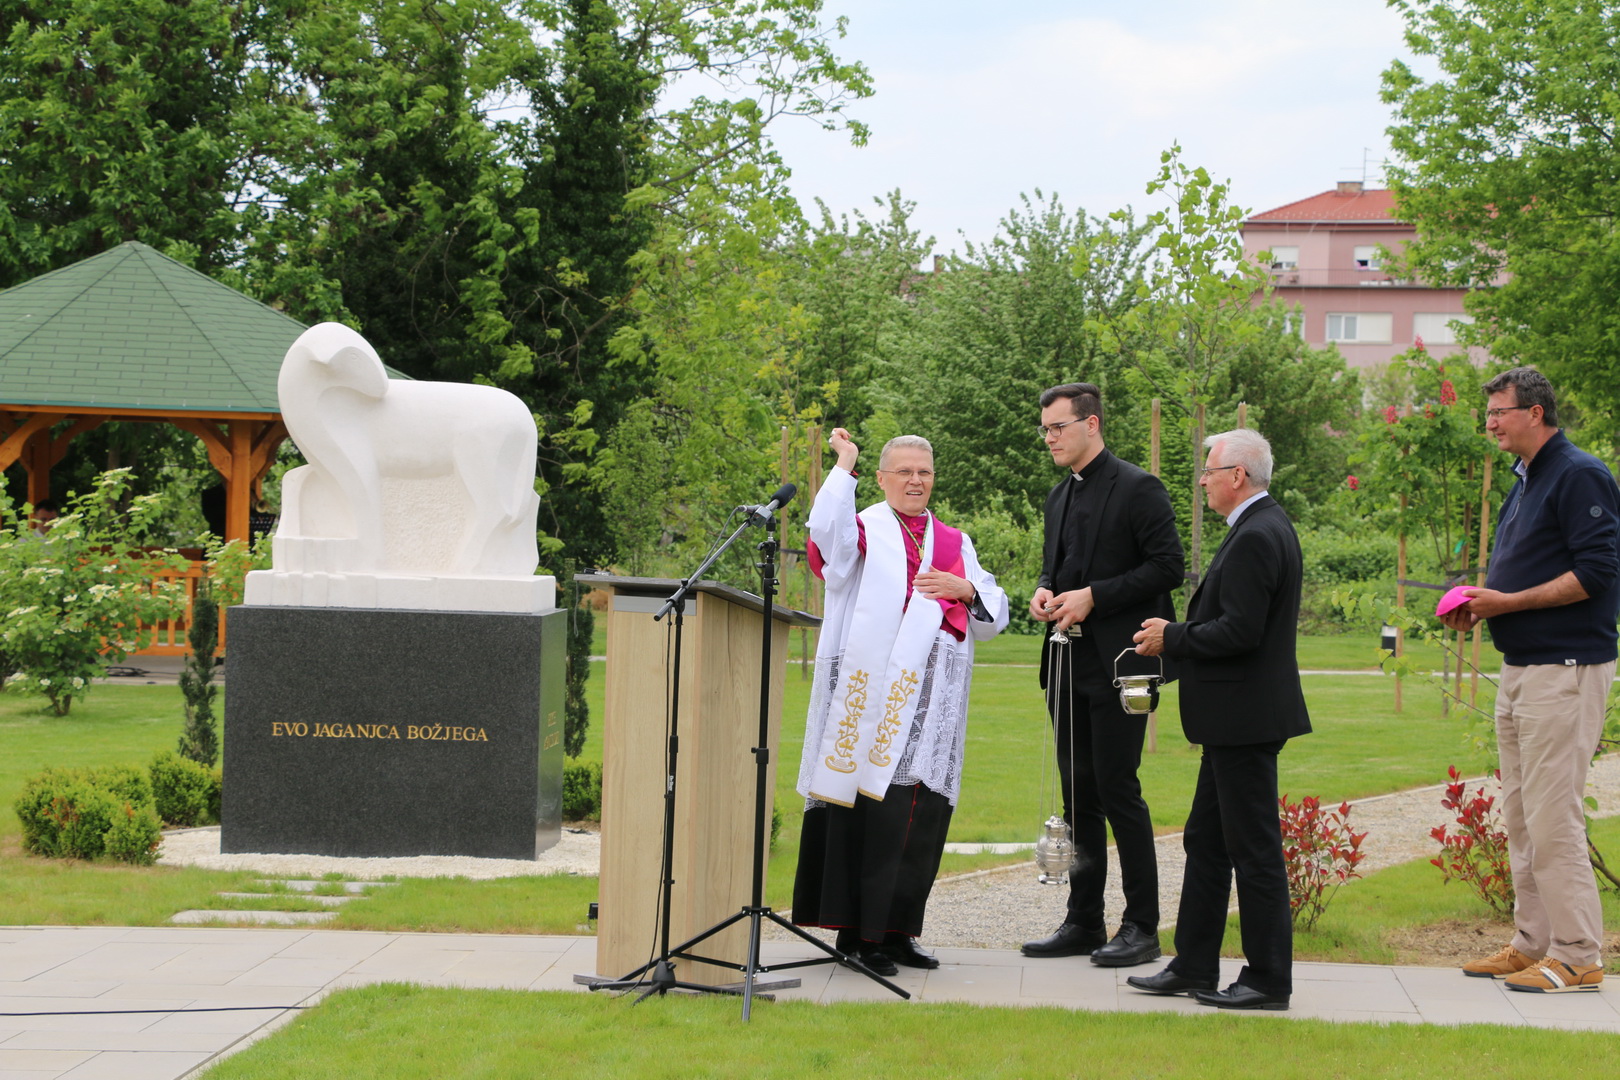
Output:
[1267, 245, 1299, 270]
[1353, 245, 1382, 270]
[1326, 312, 1392, 343]
[1413, 312, 1474, 346]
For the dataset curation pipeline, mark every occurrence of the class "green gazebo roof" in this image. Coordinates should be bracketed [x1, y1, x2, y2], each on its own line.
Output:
[0, 242, 307, 414]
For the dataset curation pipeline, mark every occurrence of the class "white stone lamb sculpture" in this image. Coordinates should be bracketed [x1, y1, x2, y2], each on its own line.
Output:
[274, 321, 541, 579]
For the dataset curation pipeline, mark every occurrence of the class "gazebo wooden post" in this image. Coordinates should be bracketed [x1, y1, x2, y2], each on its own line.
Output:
[0, 412, 57, 503]
[24, 427, 51, 505]
[226, 420, 254, 544]
[171, 414, 286, 544]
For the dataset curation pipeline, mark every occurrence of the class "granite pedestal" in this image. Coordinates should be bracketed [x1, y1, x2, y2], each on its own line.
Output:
[222, 605, 565, 860]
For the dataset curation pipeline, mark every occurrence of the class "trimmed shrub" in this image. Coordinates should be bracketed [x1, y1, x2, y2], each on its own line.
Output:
[177, 578, 220, 767]
[13, 765, 161, 864]
[103, 799, 163, 866]
[82, 764, 151, 808]
[150, 751, 222, 827]
[563, 760, 603, 821]
[1296, 525, 1400, 632]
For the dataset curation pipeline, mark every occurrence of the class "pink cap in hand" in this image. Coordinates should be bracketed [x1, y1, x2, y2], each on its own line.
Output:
[1435, 585, 1475, 617]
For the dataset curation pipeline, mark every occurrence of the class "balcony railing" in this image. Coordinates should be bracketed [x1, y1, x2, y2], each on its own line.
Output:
[1264, 267, 1424, 288]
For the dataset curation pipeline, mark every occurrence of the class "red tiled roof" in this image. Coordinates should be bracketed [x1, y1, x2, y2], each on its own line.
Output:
[1246, 188, 1401, 224]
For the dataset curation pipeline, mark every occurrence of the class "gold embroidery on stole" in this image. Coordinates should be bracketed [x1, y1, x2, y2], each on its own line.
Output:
[867, 669, 920, 766]
[825, 669, 869, 773]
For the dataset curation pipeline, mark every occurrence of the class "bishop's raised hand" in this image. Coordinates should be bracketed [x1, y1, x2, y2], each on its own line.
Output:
[829, 427, 859, 471]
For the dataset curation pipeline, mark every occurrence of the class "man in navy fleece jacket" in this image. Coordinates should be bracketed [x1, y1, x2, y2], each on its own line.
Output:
[1440, 366, 1619, 995]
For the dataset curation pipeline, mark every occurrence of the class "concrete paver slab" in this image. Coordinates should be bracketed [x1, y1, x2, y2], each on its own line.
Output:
[58, 1051, 212, 1079]
[1, 926, 1615, 1080]
[215, 894, 356, 907]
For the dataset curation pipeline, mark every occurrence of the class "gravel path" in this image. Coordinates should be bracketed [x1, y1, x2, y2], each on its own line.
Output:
[161, 757, 1620, 952]
[896, 754, 1620, 950]
[157, 826, 601, 879]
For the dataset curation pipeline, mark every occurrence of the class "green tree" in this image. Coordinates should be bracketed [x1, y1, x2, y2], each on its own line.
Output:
[1382, 0, 1620, 449]
[0, 471, 185, 715]
[0, 0, 295, 285]
[3, 0, 871, 571]
[1352, 348, 1497, 580]
[604, 181, 814, 582]
[789, 192, 933, 434]
[177, 579, 220, 767]
[882, 191, 1151, 525]
[1102, 145, 1272, 583]
[1224, 305, 1361, 517]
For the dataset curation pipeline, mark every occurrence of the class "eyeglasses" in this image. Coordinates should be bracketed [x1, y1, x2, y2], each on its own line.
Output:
[1200, 465, 1241, 477]
[1485, 405, 1532, 420]
[1037, 418, 1087, 439]
[881, 468, 935, 482]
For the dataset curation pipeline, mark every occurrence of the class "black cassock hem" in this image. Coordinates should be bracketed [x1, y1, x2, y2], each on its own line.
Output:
[791, 782, 953, 942]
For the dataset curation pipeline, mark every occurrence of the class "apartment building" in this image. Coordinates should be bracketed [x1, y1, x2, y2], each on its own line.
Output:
[1240, 181, 1489, 369]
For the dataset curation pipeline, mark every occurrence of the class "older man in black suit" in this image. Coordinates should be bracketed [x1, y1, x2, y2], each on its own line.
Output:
[1023, 382, 1184, 967]
[1127, 427, 1310, 1011]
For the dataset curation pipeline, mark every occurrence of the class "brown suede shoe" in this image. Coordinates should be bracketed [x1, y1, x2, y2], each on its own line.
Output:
[1462, 944, 1540, 979]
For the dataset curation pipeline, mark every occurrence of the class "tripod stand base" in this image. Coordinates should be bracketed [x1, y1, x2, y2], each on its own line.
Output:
[576, 904, 909, 1012]
[572, 970, 802, 997]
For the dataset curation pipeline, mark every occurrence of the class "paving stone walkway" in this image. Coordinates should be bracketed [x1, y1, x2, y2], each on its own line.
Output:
[3, 925, 1618, 1080]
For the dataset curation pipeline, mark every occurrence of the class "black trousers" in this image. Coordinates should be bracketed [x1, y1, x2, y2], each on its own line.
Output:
[1049, 637, 1158, 932]
[1165, 741, 1293, 995]
[791, 782, 953, 943]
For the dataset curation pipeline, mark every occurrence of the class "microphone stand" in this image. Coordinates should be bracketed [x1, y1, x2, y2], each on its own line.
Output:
[587, 500, 911, 1018]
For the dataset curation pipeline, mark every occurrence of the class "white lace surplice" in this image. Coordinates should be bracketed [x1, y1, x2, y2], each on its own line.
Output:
[796, 468, 1008, 809]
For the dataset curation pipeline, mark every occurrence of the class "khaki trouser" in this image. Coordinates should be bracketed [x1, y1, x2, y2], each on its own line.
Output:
[1496, 661, 1614, 967]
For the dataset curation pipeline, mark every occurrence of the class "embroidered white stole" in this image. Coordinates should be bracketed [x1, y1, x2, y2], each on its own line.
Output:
[807, 504, 940, 806]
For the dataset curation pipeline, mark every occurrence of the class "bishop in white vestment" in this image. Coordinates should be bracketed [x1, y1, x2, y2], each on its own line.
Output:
[792, 429, 1008, 974]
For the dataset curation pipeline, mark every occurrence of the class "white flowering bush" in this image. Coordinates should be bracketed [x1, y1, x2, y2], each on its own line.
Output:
[0, 470, 187, 715]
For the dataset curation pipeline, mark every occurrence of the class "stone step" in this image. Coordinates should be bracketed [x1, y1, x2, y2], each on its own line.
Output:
[170, 910, 338, 926]
[218, 892, 357, 906]
[254, 879, 396, 894]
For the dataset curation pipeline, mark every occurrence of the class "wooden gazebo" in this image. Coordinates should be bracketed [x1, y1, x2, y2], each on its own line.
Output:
[0, 242, 300, 544]
[0, 242, 307, 653]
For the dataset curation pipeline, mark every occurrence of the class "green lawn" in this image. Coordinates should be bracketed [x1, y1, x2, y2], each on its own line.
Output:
[0, 633, 1502, 930]
[197, 983, 1617, 1080]
[0, 684, 189, 850]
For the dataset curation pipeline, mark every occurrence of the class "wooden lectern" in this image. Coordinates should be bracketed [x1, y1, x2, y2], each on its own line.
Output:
[578, 574, 819, 985]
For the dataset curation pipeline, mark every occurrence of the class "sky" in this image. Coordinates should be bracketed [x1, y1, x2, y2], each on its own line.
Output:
[763, 0, 1426, 256]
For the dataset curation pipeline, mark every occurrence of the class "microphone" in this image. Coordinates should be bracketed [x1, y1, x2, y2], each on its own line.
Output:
[744, 482, 797, 525]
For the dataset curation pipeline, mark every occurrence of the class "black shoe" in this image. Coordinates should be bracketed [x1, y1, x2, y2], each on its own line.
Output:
[1125, 968, 1216, 996]
[1021, 922, 1107, 958]
[834, 929, 859, 954]
[1090, 922, 1162, 968]
[882, 936, 940, 970]
[1193, 983, 1290, 1011]
[839, 943, 898, 976]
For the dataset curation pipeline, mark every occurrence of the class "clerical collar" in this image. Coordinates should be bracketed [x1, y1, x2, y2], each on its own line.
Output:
[1070, 447, 1110, 483]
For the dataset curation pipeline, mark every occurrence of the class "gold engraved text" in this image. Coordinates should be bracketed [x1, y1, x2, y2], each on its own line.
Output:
[824, 669, 869, 774]
[868, 669, 919, 766]
[267, 722, 488, 742]
[271, 721, 403, 739]
[406, 725, 489, 742]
